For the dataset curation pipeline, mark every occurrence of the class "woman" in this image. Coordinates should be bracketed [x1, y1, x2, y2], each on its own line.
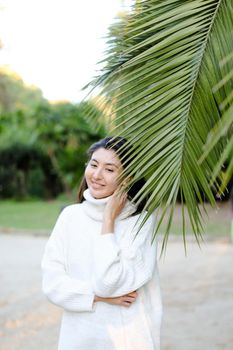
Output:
[41, 136, 162, 350]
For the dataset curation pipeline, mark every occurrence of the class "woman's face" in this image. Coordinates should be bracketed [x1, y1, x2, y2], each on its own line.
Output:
[85, 147, 123, 199]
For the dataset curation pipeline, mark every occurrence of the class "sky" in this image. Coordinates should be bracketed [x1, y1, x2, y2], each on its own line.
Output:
[0, 0, 133, 102]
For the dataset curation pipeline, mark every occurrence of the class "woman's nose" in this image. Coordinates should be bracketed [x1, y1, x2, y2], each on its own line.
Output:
[92, 168, 103, 179]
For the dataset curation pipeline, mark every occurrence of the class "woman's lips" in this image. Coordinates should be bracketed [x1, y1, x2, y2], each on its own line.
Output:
[91, 181, 105, 188]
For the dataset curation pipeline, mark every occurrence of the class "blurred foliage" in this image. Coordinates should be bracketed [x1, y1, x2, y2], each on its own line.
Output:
[0, 66, 47, 114]
[0, 67, 107, 199]
[33, 101, 106, 193]
[0, 141, 62, 199]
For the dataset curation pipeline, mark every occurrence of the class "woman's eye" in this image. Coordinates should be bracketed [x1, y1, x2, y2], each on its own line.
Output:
[106, 168, 114, 172]
[90, 164, 97, 168]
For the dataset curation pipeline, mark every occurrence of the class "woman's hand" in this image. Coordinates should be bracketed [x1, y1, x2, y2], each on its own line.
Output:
[94, 291, 138, 307]
[101, 187, 128, 234]
[104, 188, 128, 221]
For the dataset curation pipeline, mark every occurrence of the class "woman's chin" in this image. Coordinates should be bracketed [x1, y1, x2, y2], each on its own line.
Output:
[89, 188, 113, 199]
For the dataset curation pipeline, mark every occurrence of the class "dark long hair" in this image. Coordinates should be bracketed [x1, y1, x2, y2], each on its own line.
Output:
[77, 136, 148, 214]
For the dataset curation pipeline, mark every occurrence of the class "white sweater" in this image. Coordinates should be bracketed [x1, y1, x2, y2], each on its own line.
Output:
[41, 189, 162, 350]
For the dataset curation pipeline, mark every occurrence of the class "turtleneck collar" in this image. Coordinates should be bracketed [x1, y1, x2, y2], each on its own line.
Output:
[82, 188, 137, 221]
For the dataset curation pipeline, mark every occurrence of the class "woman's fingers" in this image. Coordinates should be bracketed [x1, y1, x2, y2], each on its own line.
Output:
[125, 296, 136, 302]
[113, 187, 127, 200]
[127, 291, 138, 296]
[103, 188, 128, 221]
[121, 292, 138, 307]
[123, 302, 131, 307]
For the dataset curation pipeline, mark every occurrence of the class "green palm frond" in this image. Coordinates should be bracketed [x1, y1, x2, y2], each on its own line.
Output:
[86, 0, 233, 250]
[201, 52, 233, 191]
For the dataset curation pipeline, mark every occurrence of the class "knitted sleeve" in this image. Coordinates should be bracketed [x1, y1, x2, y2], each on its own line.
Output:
[41, 208, 96, 312]
[92, 213, 157, 298]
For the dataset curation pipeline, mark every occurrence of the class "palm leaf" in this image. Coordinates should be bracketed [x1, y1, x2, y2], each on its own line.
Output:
[201, 52, 233, 191]
[86, 0, 233, 250]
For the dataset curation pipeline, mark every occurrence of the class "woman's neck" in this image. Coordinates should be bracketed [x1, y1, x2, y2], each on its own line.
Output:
[81, 188, 137, 221]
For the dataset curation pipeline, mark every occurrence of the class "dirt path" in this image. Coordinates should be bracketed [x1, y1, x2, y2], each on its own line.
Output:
[0, 234, 232, 350]
[159, 238, 233, 350]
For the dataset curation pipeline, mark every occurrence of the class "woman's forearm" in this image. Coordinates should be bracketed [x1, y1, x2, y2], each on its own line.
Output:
[100, 190, 127, 234]
[101, 218, 115, 234]
[94, 295, 119, 305]
[94, 295, 100, 302]
[94, 292, 138, 307]
[94, 295, 107, 303]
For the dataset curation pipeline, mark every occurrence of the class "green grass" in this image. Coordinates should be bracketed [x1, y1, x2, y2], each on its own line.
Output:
[0, 199, 231, 237]
[0, 199, 72, 233]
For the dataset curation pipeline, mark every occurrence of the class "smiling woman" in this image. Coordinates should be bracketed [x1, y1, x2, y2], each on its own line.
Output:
[41, 136, 162, 350]
[85, 147, 123, 199]
[77, 136, 149, 214]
